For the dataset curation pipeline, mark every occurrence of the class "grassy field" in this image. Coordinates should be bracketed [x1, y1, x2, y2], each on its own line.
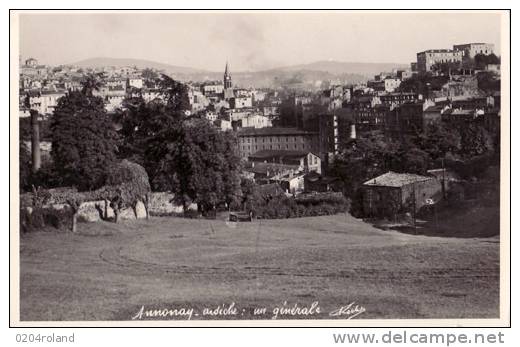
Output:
[19, 213, 499, 321]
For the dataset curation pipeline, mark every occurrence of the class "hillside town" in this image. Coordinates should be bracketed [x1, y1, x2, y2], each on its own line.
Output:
[14, 8, 508, 327]
[20, 41, 500, 226]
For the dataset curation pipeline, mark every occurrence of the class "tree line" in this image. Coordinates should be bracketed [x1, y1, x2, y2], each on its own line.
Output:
[20, 73, 244, 219]
[329, 120, 499, 217]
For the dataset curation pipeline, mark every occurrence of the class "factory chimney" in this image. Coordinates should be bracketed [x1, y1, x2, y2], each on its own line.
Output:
[30, 109, 41, 173]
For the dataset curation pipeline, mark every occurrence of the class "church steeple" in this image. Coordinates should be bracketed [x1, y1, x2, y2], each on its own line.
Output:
[223, 61, 232, 89]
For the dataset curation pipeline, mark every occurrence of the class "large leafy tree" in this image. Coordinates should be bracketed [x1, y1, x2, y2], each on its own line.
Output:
[116, 74, 190, 164]
[50, 84, 119, 191]
[397, 73, 449, 97]
[330, 133, 400, 196]
[81, 72, 105, 97]
[474, 53, 500, 70]
[145, 118, 242, 212]
[459, 123, 494, 158]
[19, 141, 32, 191]
[118, 75, 241, 213]
[394, 146, 431, 175]
[413, 123, 461, 161]
[104, 159, 152, 222]
[477, 71, 501, 93]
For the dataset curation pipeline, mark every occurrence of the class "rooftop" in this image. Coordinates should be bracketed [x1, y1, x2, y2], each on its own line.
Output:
[454, 43, 492, 46]
[424, 105, 445, 112]
[246, 162, 299, 176]
[418, 49, 455, 54]
[249, 149, 314, 160]
[443, 108, 475, 116]
[237, 127, 318, 137]
[363, 171, 433, 188]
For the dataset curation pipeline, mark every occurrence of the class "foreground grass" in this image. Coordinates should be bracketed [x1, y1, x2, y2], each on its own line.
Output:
[19, 214, 499, 321]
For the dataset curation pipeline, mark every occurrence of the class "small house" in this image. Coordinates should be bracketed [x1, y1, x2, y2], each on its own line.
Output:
[362, 171, 442, 218]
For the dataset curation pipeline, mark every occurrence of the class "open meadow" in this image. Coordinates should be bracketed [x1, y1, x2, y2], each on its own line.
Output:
[19, 214, 500, 321]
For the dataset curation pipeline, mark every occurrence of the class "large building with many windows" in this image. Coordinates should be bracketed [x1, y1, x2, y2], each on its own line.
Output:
[236, 127, 319, 159]
[416, 49, 464, 73]
[453, 43, 495, 59]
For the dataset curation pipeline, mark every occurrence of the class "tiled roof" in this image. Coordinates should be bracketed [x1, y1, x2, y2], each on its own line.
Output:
[237, 127, 317, 136]
[246, 162, 299, 176]
[363, 171, 433, 188]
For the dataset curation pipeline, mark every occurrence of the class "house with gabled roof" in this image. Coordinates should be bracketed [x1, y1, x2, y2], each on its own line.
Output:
[362, 171, 442, 218]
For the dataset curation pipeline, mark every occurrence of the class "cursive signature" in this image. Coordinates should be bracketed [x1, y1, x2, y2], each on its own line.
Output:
[329, 302, 366, 319]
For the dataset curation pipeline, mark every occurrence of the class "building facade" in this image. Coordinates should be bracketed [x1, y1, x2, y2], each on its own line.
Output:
[362, 171, 442, 218]
[453, 43, 495, 59]
[416, 49, 463, 73]
[236, 127, 319, 159]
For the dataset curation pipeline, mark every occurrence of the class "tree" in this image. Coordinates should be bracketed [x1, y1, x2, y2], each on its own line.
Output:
[19, 117, 52, 142]
[413, 123, 461, 161]
[474, 53, 500, 70]
[117, 75, 242, 216]
[116, 74, 190, 166]
[430, 61, 462, 75]
[158, 74, 190, 113]
[19, 141, 32, 191]
[239, 178, 262, 212]
[104, 160, 152, 222]
[141, 68, 159, 81]
[459, 123, 494, 158]
[330, 133, 400, 197]
[397, 73, 449, 97]
[146, 118, 242, 214]
[80, 72, 105, 97]
[395, 147, 431, 175]
[477, 71, 500, 93]
[50, 88, 119, 191]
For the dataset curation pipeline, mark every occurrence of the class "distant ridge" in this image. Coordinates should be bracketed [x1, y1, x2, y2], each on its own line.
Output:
[72, 57, 408, 76]
[71, 57, 409, 88]
[262, 60, 409, 75]
[72, 57, 212, 75]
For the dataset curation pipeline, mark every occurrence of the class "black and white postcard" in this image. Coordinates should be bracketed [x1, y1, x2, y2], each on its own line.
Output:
[9, 9, 510, 327]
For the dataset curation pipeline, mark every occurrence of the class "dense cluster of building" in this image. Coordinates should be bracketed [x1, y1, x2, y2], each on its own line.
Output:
[19, 41, 501, 201]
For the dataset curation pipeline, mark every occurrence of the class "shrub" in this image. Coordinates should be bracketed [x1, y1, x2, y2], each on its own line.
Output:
[20, 207, 73, 233]
[42, 207, 73, 229]
[104, 160, 152, 222]
[251, 191, 349, 219]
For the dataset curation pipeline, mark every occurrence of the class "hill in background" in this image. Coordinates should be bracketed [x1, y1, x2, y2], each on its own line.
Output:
[72, 57, 408, 89]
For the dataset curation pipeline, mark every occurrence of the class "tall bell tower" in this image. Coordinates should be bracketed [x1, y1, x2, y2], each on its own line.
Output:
[223, 61, 232, 89]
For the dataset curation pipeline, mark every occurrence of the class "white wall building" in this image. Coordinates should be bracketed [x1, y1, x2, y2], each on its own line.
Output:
[240, 114, 273, 129]
[384, 78, 402, 93]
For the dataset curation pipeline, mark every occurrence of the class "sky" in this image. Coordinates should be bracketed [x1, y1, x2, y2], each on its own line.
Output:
[18, 11, 503, 72]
